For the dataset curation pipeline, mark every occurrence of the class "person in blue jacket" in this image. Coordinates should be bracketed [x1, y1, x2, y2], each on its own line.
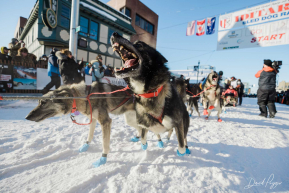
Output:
[42, 48, 61, 94]
[84, 62, 92, 75]
[89, 55, 106, 82]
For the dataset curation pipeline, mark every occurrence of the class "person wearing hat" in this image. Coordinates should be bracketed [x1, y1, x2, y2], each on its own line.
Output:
[255, 59, 277, 118]
[85, 62, 92, 75]
[42, 48, 61, 94]
[13, 47, 33, 64]
[236, 79, 244, 105]
[8, 38, 23, 59]
[89, 54, 106, 82]
[0, 47, 12, 62]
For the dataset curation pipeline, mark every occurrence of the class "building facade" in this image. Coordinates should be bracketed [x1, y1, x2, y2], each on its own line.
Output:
[107, 0, 158, 48]
[17, 0, 136, 68]
[277, 81, 289, 91]
[14, 17, 28, 40]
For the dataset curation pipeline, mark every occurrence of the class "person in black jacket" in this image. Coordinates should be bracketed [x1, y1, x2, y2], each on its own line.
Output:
[237, 79, 244, 105]
[42, 48, 61, 94]
[0, 47, 12, 62]
[255, 59, 277, 118]
[56, 49, 83, 85]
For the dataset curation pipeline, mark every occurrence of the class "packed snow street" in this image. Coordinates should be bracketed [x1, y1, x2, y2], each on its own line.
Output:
[0, 98, 288, 192]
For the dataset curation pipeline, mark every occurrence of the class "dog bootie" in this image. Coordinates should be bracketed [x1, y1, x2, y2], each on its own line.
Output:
[131, 136, 140, 142]
[186, 147, 191, 154]
[177, 150, 186, 157]
[208, 106, 215, 110]
[79, 143, 89, 153]
[141, 142, 148, 150]
[157, 141, 164, 148]
[92, 157, 107, 168]
[205, 117, 209, 120]
[218, 118, 222, 122]
[203, 109, 208, 115]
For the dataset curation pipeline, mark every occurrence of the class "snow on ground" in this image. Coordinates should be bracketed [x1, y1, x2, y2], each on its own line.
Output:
[0, 98, 289, 193]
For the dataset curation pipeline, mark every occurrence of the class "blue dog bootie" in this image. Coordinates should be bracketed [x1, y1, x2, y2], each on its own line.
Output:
[177, 150, 186, 157]
[79, 143, 89, 153]
[157, 140, 164, 148]
[185, 146, 191, 154]
[131, 136, 140, 142]
[141, 142, 148, 150]
[92, 156, 107, 168]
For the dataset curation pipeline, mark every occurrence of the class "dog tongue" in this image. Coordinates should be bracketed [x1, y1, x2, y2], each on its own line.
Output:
[125, 59, 137, 68]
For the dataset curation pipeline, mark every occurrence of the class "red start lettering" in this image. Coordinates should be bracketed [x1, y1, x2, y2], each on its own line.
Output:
[251, 33, 286, 43]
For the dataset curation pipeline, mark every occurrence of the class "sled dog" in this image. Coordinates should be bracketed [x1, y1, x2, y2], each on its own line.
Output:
[201, 71, 223, 122]
[111, 32, 190, 156]
[26, 81, 144, 167]
[185, 79, 201, 117]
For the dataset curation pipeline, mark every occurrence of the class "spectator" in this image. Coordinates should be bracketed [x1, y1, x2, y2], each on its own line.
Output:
[13, 48, 33, 64]
[0, 47, 12, 62]
[89, 55, 105, 82]
[224, 79, 231, 90]
[230, 76, 237, 89]
[42, 48, 61, 94]
[56, 49, 83, 85]
[28, 53, 37, 66]
[104, 66, 113, 76]
[180, 75, 184, 79]
[236, 79, 244, 105]
[223, 85, 238, 107]
[8, 38, 23, 59]
[255, 59, 277, 118]
[85, 63, 92, 75]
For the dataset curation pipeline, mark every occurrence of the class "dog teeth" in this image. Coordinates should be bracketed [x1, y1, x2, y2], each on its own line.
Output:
[120, 46, 124, 50]
[132, 53, 137, 58]
[113, 48, 116, 52]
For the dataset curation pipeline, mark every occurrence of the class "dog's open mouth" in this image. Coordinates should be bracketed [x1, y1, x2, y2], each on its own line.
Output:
[112, 42, 139, 72]
[212, 75, 218, 82]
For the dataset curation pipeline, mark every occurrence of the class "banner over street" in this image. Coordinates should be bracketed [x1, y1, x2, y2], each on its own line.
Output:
[219, 0, 289, 31]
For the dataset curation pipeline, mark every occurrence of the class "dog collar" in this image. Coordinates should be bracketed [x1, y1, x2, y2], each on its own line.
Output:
[136, 85, 164, 98]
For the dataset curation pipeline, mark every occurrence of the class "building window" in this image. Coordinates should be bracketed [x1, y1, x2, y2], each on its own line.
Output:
[135, 14, 154, 35]
[120, 7, 131, 17]
[79, 16, 88, 37]
[60, 4, 70, 29]
[90, 21, 99, 40]
[32, 28, 34, 41]
[108, 28, 114, 43]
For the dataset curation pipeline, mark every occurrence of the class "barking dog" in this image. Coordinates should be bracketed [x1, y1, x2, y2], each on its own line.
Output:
[201, 71, 222, 122]
[26, 82, 143, 167]
[111, 32, 190, 156]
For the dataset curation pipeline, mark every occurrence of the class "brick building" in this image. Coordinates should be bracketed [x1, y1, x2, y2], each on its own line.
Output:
[107, 0, 158, 48]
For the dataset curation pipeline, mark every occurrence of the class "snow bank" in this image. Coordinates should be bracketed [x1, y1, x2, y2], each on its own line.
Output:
[0, 98, 288, 192]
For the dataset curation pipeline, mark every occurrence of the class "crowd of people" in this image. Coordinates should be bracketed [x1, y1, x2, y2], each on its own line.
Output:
[276, 90, 289, 105]
[0, 38, 117, 95]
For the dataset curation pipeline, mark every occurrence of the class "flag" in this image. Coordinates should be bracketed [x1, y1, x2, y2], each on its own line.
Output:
[186, 21, 196, 36]
[206, 17, 216, 35]
[196, 19, 206, 36]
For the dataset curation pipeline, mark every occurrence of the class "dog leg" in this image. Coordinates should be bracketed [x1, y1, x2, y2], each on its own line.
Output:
[140, 128, 148, 150]
[203, 98, 208, 115]
[185, 137, 190, 154]
[79, 118, 97, 153]
[156, 134, 164, 148]
[217, 106, 222, 122]
[174, 123, 186, 156]
[92, 111, 112, 168]
[124, 111, 141, 142]
[193, 99, 200, 117]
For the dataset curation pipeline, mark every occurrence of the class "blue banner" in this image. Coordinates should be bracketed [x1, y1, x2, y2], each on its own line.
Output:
[206, 17, 216, 35]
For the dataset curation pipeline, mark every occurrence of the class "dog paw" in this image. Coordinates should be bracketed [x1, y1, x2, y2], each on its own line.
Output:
[177, 150, 186, 157]
[157, 141, 164, 148]
[79, 143, 89, 153]
[208, 106, 215, 110]
[92, 157, 107, 168]
[130, 136, 140, 142]
[205, 117, 209, 120]
[141, 142, 148, 150]
[218, 118, 222, 122]
[186, 147, 191, 154]
[203, 109, 208, 115]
